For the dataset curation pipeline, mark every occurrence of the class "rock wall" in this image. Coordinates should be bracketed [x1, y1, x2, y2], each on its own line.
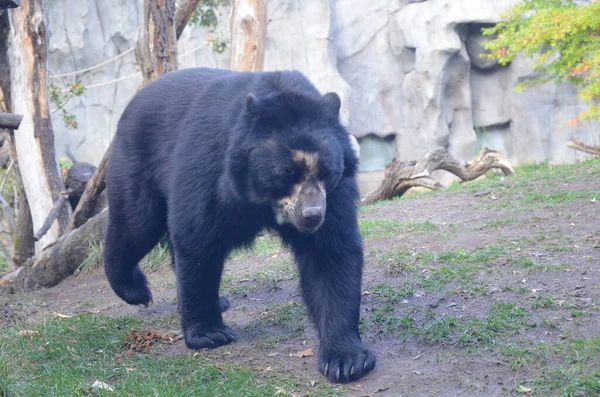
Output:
[46, 0, 600, 170]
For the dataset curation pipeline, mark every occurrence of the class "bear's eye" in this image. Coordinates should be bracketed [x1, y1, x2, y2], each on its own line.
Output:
[280, 167, 300, 184]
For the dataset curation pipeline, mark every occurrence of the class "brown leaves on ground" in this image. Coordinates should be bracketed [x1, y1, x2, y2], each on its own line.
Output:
[115, 328, 182, 360]
[293, 348, 314, 358]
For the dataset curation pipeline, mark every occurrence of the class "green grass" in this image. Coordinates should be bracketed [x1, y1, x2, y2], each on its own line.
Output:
[377, 245, 506, 293]
[0, 314, 337, 396]
[376, 243, 569, 296]
[230, 234, 283, 259]
[221, 260, 297, 295]
[362, 301, 532, 347]
[503, 336, 600, 396]
[532, 295, 556, 309]
[78, 241, 172, 275]
[376, 249, 435, 275]
[420, 302, 530, 346]
[244, 301, 306, 347]
[371, 283, 416, 304]
[476, 217, 518, 229]
[511, 257, 569, 272]
[359, 219, 437, 238]
[76, 241, 105, 274]
[519, 189, 600, 208]
[0, 254, 11, 274]
[366, 305, 416, 336]
[141, 242, 172, 271]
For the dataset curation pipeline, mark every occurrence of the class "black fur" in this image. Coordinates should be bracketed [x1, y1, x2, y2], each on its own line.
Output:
[104, 67, 375, 383]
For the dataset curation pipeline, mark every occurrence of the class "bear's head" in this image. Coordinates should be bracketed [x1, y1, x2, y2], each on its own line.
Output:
[227, 89, 356, 234]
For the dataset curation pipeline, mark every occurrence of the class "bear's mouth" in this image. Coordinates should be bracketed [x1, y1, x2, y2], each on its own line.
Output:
[273, 180, 326, 234]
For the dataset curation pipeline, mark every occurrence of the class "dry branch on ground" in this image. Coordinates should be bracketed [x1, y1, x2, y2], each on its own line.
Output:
[362, 147, 515, 205]
[567, 138, 600, 156]
[1, 209, 108, 289]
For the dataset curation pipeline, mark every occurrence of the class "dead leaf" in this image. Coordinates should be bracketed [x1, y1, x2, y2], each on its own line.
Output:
[518, 385, 532, 393]
[18, 330, 37, 337]
[349, 384, 363, 391]
[295, 348, 314, 358]
[92, 380, 114, 391]
[53, 312, 72, 318]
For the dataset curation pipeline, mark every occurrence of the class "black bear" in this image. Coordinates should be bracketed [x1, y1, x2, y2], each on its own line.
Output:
[104, 67, 375, 383]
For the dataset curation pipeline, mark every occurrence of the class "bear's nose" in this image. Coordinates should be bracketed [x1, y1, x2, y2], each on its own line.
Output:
[302, 206, 323, 219]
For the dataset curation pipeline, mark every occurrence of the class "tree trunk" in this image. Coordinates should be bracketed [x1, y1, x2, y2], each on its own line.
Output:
[0, 9, 34, 268]
[229, 0, 267, 71]
[6, 1, 71, 250]
[135, 0, 178, 85]
[362, 147, 515, 205]
[11, 175, 34, 268]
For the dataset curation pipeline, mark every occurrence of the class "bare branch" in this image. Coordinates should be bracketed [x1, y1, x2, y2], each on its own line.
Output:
[362, 147, 515, 205]
[33, 191, 71, 242]
[175, 0, 201, 39]
[567, 138, 600, 156]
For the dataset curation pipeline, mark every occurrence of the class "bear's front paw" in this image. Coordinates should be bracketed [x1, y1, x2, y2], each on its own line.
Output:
[319, 344, 376, 383]
[184, 324, 237, 350]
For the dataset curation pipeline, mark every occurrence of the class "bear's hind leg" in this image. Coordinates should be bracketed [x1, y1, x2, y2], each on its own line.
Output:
[104, 198, 166, 306]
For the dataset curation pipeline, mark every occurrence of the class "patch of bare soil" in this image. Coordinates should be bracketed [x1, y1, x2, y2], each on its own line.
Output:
[2, 165, 599, 397]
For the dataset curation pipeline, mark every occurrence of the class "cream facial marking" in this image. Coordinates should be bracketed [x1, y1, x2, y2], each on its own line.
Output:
[273, 150, 325, 226]
[293, 150, 319, 176]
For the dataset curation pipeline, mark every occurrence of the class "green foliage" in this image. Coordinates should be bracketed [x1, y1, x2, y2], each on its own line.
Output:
[482, 0, 600, 122]
[49, 81, 86, 129]
[58, 157, 73, 171]
[188, 0, 230, 54]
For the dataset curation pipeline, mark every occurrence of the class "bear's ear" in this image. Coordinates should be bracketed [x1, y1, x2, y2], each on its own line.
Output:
[245, 93, 260, 114]
[322, 92, 341, 116]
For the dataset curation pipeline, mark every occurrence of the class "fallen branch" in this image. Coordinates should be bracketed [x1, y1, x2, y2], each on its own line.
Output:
[362, 147, 515, 205]
[567, 138, 600, 156]
[1, 209, 107, 289]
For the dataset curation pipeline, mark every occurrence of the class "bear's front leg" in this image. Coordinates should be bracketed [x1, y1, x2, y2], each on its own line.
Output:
[170, 226, 236, 350]
[281, 177, 376, 383]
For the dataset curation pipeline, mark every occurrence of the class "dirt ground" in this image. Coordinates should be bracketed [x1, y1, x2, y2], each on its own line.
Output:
[2, 163, 599, 397]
